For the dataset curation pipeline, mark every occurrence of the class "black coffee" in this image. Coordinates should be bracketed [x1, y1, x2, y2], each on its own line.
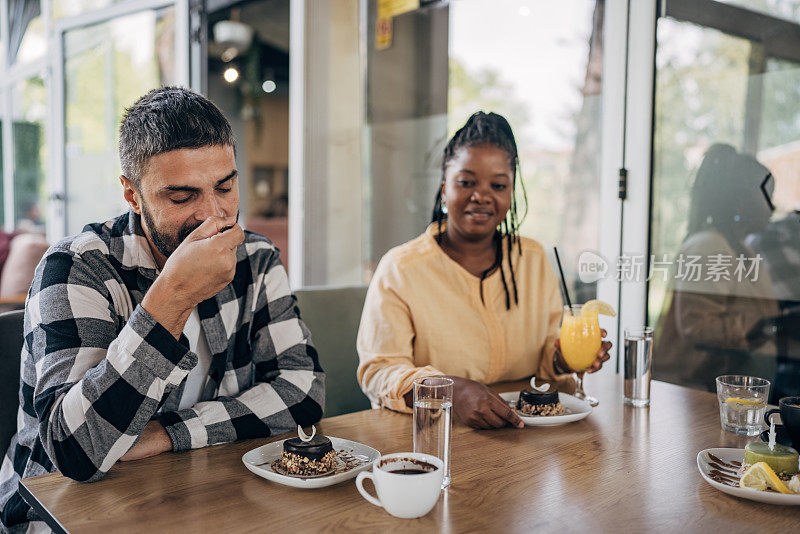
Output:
[389, 468, 430, 475]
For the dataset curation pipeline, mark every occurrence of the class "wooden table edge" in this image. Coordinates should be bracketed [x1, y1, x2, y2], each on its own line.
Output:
[19, 477, 69, 534]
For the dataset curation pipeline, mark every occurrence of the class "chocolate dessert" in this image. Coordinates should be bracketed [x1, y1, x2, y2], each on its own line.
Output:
[278, 427, 337, 476]
[517, 388, 565, 416]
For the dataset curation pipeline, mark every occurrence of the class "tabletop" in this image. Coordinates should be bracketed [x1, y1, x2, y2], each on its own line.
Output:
[19, 373, 800, 533]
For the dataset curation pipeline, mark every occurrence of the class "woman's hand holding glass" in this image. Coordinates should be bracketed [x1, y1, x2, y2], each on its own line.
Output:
[557, 303, 615, 406]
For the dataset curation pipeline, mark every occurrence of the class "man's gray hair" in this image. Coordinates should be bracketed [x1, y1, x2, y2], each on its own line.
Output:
[119, 86, 235, 188]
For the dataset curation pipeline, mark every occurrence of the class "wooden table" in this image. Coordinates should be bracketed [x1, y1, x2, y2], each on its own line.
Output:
[20, 373, 800, 533]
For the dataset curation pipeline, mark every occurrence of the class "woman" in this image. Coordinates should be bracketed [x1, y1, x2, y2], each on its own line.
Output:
[357, 112, 611, 429]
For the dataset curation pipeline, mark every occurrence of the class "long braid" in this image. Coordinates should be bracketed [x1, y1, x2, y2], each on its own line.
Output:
[505, 221, 519, 305]
[497, 224, 511, 309]
[432, 189, 445, 244]
[432, 111, 528, 310]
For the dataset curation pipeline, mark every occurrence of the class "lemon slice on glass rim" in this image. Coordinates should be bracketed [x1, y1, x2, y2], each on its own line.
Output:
[581, 299, 616, 317]
[739, 462, 793, 494]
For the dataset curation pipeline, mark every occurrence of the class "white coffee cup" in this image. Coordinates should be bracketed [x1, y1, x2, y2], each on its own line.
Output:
[355, 452, 444, 519]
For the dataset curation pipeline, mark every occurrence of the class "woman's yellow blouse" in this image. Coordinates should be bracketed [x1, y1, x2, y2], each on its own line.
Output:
[357, 224, 572, 413]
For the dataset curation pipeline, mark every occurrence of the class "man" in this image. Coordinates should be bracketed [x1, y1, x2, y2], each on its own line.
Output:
[0, 87, 325, 532]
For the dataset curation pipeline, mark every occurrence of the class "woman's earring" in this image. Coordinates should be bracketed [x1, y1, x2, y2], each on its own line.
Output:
[441, 199, 448, 215]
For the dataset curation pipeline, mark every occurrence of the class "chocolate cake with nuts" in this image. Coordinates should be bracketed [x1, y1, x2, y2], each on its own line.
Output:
[517, 388, 565, 416]
[278, 433, 336, 476]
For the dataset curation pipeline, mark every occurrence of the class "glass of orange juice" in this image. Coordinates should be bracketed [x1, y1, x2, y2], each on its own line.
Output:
[560, 305, 601, 406]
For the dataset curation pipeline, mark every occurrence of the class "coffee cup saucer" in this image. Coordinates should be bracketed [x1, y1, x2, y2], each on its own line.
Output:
[760, 424, 794, 448]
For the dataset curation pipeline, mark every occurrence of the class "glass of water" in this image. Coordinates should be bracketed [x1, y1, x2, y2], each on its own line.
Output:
[715, 375, 770, 436]
[624, 326, 654, 407]
[413, 376, 453, 488]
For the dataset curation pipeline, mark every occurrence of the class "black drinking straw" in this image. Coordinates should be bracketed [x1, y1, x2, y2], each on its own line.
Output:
[553, 247, 574, 315]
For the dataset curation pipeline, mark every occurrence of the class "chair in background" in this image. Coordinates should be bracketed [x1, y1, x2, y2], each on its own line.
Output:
[294, 286, 371, 417]
[0, 233, 49, 312]
[0, 310, 24, 455]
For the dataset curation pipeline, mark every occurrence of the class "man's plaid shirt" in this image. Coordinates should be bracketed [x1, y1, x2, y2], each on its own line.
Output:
[0, 211, 325, 530]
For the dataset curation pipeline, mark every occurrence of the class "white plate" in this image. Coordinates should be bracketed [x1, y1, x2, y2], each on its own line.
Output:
[242, 436, 380, 489]
[499, 391, 592, 426]
[696, 447, 800, 505]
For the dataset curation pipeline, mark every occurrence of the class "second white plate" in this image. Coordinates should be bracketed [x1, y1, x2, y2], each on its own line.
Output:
[697, 447, 800, 505]
[499, 391, 592, 426]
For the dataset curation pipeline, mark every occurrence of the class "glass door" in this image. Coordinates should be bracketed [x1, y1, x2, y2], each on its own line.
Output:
[649, 0, 800, 399]
[51, 0, 190, 237]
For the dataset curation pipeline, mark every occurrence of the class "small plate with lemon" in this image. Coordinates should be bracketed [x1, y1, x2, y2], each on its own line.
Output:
[697, 447, 800, 505]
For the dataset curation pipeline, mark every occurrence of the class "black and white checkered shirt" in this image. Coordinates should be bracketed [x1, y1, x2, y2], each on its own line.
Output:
[0, 211, 324, 531]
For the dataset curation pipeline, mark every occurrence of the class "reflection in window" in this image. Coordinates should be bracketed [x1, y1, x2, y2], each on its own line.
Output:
[650, 21, 751, 327]
[12, 77, 47, 234]
[651, 14, 800, 400]
[63, 7, 177, 234]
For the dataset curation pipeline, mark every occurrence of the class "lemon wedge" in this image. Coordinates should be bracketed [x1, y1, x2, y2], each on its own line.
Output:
[581, 299, 616, 317]
[739, 462, 793, 494]
[724, 397, 766, 407]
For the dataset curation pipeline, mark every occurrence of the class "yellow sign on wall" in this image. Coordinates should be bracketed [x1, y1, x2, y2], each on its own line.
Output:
[376, 0, 420, 50]
[377, 0, 420, 19]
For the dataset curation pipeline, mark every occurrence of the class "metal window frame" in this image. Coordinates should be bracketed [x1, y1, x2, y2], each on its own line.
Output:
[618, 0, 658, 365]
[598, 0, 632, 369]
[288, 0, 305, 288]
[664, 0, 800, 63]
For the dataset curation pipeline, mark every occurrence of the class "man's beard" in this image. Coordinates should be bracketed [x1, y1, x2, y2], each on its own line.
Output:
[141, 204, 203, 259]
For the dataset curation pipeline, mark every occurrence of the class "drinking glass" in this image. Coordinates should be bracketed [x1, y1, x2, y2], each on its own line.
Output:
[560, 305, 601, 406]
[623, 326, 654, 407]
[715, 375, 770, 436]
[413, 377, 454, 488]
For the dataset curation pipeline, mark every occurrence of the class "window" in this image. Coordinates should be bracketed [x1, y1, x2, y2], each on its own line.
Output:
[650, 1, 800, 399]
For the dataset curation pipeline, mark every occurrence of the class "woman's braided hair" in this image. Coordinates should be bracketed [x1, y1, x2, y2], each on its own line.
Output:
[431, 111, 528, 310]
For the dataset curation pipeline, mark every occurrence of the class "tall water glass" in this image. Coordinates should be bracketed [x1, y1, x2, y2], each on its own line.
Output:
[413, 377, 453, 489]
[624, 327, 654, 407]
